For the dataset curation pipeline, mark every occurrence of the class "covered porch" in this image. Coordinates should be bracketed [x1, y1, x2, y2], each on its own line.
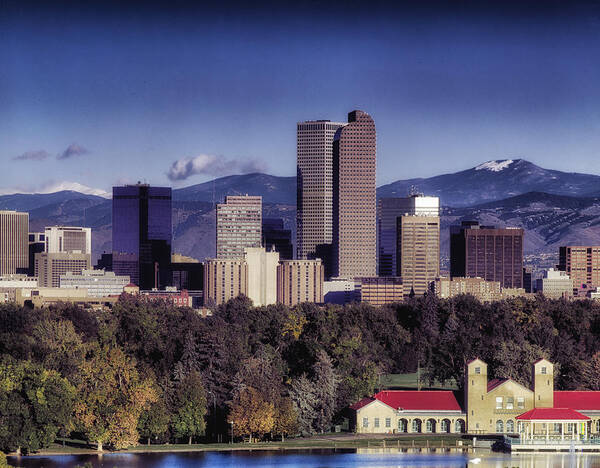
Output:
[507, 408, 600, 451]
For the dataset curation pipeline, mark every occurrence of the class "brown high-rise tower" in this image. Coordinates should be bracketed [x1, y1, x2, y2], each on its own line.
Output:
[332, 110, 377, 279]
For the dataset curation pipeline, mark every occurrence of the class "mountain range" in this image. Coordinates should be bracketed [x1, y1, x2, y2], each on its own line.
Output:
[2, 159, 599, 261]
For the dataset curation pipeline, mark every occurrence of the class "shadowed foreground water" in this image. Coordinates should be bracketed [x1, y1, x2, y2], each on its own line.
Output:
[8, 449, 600, 468]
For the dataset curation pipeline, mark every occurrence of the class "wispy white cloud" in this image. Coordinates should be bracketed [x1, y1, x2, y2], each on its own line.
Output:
[57, 143, 90, 160]
[13, 150, 50, 161]
[167, 154, 267, 181]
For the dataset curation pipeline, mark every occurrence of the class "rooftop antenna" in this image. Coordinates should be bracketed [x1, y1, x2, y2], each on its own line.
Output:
[409, 185, 421, 197]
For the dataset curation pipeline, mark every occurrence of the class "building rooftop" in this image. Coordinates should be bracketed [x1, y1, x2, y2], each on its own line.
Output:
[350, 390, 462, 412]
[516, 408, 589, 421]
[555, 391, 600, 411]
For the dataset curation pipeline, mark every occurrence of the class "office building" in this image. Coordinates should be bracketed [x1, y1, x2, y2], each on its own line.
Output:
[357, 276, 403, 306]
[28, 232, 45, 276]
[296, 119, 345, 261]
[332, 110, 377, 279]
[378, 196, 440, 276]
[262, 218, 293, 260]
[140, 288, 193, 308]
[0, 274, 38, 303]
[171, 253, 203, 291]
[112, 184, 172, 289]
[44, 226, 91, 254]
[523, 268, 532, 294]
[558, 246, 600, 296]
[535, 268, 573, 299]
[60, 269, 130, 297]
[35, 252, 92, 288]
[204, 258, 248, 306]
[277, 259, 324, 306]
[245, 247, 278, 306]
[398, 215, 440, 297]
[432, 276, 502, 302]
[0, 211, 29, 275]
[450, 221, 524, 289]
[15, 287, 118, 309]
[216, 195, 261, 259]
[323, 278, 359, 304]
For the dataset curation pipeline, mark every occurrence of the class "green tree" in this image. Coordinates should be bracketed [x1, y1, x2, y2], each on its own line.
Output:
[171, 371, 207, 444]
[138, 399, 170, 445]
[0, 357, 75, 454]
[289, 374, 317, 435]
[32, 319, 85, 378]
[73, 345, 157, 451]
[312, 350, 338, 433]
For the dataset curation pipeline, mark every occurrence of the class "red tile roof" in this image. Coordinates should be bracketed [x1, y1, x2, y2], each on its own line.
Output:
[516, 408, 589, 421]
[373, 391, 462, 411]
[554, 391, 600, 411]
[487, 378, 508, 392]
[349, 397, 375, 411]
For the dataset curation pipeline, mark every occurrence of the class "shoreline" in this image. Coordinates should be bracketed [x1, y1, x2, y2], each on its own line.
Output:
[9, 435, 476, 458]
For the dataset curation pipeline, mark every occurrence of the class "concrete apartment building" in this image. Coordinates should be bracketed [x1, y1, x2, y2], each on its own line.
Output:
[35, 252, 92, 288]
[332, 110, 377, 279]
[296, 120, 345, 262]
[216, 195, 262, 259]
[357, 276, 403, 306]
[204, 258, 248, 306]
[558, 246, 600, 296]
[0, 211, 28, 275]
[351, 358, 600, 438]
[398, 215, 440, 297]
[433, 277, 502, 302]
[245, 247, 278, 307]
[277, 259, 324, 306]
[535, 268, 573, 299]
[44, 226, 91, 254]
[60, 269, 130, 297]
[377, 195, 439, 277]
[450, 221, 524, 289]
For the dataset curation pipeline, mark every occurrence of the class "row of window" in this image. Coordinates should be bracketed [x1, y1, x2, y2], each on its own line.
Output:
[362, 418, 465, 433]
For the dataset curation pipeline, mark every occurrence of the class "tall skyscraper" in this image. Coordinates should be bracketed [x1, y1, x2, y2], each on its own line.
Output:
[296, 120, 345, 261]
[44, 226, 91, 254]
[216, 195, 262, 259]
[450, 221, 524, 289]
[0, 211, 29, 275]
[397, 215, 440, 296]
[378, 195, 440, 276]
[112, 184, 172, 289]
[332, 110, 377, 279]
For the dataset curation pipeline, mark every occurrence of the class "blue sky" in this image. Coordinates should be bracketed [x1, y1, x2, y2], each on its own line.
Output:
[2, 1, 600, 196]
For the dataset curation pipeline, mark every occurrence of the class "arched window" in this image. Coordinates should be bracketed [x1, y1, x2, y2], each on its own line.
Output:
[412, 419, 422, 433]
[426, 419, 436, 433]
[455, 419, 465, 433]
[496, 420, 504, 433]
[441, 419, 450, 433]
[506, 420, 514, 433]
[398, 419, 408, 433]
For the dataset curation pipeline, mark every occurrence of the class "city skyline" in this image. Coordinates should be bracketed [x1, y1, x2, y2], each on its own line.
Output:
[3, 2, 600, 195]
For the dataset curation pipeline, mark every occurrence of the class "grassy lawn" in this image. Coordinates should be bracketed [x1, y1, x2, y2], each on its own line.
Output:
[33, 434, 471, 455]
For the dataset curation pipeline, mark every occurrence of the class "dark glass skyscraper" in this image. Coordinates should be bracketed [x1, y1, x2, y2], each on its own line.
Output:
[112, 184, 172, 289]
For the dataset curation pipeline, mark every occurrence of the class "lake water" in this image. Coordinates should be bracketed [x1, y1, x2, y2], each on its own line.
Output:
[8, 449, 600, 468]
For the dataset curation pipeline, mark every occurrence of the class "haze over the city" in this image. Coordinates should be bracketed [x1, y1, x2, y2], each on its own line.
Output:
[2, 1, 600, 195]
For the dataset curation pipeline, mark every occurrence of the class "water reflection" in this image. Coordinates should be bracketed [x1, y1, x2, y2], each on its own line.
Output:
[9, 450, 600, 468]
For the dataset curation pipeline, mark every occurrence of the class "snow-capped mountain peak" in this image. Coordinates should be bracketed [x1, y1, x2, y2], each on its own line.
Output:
[475, 160, 514, 172]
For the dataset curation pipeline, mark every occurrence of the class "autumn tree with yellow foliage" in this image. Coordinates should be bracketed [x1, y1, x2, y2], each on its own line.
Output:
[229, 387, 275, 443]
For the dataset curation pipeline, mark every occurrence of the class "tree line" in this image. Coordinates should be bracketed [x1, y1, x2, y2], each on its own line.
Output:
[2, 292, 600, 453]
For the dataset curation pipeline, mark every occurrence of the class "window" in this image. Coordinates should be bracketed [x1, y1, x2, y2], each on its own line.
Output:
[385, 418, 391, 428]
[506, 420, 514, 432]
[496, 420, 504, 433]
[398, 419, 407, 432]
[475, 367, 481, 374]
[412, 419, 421, 433]
[555, 423, 562, 433]
[374, 418, 380, 428]
[596, 420, 600, 433]
[363, 418, 368, 428]
[517, 397, 525, 409]
[506, 397, 514, 409]
[426, 419, 434, 433]
[496, 397, 503, 409]
[541, 366, 547, 375]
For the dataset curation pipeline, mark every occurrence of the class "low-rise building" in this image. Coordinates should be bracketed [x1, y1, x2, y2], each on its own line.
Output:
[356, 277, 403, 306]
[140, 288, 193, 307]
[323, 278, 359, 304]
[204, 258, 248, 306]
[35, 252, 91, 288]
[536, 268, 573, 299]
[432, 276, 502, 302]
[60, 269, 130, 297]
[15, 287, 118, 309]
[0, 274, 38, 303]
